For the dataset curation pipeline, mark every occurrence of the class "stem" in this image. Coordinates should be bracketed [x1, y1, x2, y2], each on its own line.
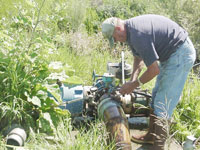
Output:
[28, 0, 46, 49]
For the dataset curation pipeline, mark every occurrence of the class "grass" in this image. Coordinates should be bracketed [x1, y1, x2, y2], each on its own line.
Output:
[47, 41, 200, 146]
[171, 73, 200, 143]
[46, 31, 123, 85]
[0, 119, 114, 150]
[0, 0, 199, 149]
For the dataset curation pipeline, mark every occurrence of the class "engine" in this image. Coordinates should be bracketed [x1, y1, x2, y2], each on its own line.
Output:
[58, 52, 152, 149]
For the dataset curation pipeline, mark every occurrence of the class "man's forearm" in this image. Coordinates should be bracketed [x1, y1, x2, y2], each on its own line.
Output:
[137, 61, 160, 85]
[130, 56, 143, 81]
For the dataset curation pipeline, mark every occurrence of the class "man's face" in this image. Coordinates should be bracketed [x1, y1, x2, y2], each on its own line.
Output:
[112, 27, 126, 43]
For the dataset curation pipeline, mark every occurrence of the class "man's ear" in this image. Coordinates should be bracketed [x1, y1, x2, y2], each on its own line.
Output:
[115, 26, 121, 31]
[113, 26, 119, 35]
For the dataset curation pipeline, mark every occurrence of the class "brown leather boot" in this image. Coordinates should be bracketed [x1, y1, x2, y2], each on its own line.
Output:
[150, 118, 167, 150]
[131, 109, 155, 144]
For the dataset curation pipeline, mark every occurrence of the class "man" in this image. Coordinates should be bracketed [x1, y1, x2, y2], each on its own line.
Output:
[101, 14, 196, 150]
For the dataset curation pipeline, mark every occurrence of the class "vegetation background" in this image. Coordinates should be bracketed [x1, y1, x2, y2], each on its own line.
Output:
[0, 0, 199, 149]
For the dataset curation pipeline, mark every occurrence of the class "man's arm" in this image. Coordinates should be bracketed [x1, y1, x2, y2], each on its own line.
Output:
[130, 56, 144, 81]
[139, 61, 160, 85]
[119, 60, 160, 95]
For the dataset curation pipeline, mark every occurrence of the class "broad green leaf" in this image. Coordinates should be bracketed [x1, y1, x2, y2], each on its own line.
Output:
[28, 96, 41, 107]
[38, 112, 54, 134]
[47, 90, 62, 103]
[43, 112, 53, 125]
[54, 107, 70, 117]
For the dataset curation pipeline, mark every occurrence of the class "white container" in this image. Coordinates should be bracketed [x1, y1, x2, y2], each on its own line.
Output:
[6, 127, 27, 146]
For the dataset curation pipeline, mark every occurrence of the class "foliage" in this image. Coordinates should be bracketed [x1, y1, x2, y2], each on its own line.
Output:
[0, 120, 113, 150]
[84, 0, 148, 34]
[49, 0, 89, 33]
[152, 0, 200, 60]
[85, 0, 200, 59]
[171, 75, 200, 142]
[0, 1, 70, 136]
[0, 0, 199, 148]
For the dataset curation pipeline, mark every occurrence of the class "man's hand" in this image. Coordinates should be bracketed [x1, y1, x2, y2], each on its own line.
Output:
[120, 60, 160, 95]
[119, 81, 138, 95]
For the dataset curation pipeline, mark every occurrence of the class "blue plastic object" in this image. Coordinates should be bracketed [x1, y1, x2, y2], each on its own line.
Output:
[59, 84, 84, 115]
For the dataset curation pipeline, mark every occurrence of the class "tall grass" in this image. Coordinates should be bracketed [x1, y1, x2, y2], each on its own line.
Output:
[0, 0, 199, 149]
[46, 29, 123, 85]
[171, 74, 200, 143]
[0, 120, 113, 150]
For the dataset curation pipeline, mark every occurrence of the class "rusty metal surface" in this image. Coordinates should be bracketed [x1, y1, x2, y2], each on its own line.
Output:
[103, 106, 131, 150]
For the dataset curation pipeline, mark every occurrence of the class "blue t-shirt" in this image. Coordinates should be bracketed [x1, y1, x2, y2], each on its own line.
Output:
[125, 14, 188, 66]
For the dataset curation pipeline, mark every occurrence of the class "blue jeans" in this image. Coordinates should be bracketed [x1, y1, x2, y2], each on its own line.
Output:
[151, 37, 196, 119]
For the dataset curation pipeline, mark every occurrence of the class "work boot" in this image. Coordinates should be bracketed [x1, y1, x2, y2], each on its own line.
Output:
[131, 109, 155, 144]
[150, 118, 167, 150]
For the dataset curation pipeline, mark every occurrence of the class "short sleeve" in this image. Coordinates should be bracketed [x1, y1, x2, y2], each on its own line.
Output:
[132, 33, 159, 66]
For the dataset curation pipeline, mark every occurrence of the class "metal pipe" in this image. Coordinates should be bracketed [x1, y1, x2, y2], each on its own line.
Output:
[98, 97, 131, 150]
[63, 98, 83, 104]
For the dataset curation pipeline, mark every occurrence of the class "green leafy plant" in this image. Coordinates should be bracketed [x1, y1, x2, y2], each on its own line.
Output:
[0, 0, 200, 149]
[171, 76, 200, 142]
[0, 1, 70, 136]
